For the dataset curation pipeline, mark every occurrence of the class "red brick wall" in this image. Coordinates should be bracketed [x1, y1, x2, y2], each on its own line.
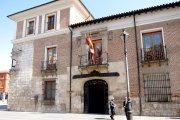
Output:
[16, 21, 23, 39]
[135, 19, 180, 98]
[60, 8, 70, 29]
[33, 33, 71, 76]
[0, 72, 9, 93]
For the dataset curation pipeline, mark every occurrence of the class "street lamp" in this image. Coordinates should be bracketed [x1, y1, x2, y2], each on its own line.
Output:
[120, 29, 133, 120]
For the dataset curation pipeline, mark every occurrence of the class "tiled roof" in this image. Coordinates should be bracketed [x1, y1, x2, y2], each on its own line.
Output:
[70, 1, 180, 28]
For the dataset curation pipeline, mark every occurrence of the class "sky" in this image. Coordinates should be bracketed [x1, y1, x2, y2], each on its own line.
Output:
[0, 0, 178, 71]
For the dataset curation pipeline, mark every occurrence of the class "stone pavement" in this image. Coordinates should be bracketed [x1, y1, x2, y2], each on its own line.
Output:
[0, 111, 179, 120]
[0, 101, 179, 120]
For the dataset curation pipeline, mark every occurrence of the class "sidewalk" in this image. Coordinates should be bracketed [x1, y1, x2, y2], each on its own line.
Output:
[0, 111, 179, 120]
[0, 101, 179, 120]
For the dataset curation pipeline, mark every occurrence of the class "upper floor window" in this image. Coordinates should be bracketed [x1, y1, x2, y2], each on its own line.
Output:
[46, 13, 56, 31]
[0, 81, 3, 88]
[141, 30, 167, 62]
[46, 47, 57, 70]
[47, 47, 57, 64]
[90, 39, 102, 65]
[0, 75, 4, 79]
[78, 34, 109, 68]
[27, 20, 35, 35]
[143, 31, 162, 50]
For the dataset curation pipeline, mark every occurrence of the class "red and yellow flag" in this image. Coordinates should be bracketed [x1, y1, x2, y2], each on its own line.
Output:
[86, 35, 95, 64]
[86, 35, 94, 54]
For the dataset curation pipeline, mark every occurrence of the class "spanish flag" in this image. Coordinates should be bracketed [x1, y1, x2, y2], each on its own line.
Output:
[86, 35, 94, 54]
[86, 35, 95, 64]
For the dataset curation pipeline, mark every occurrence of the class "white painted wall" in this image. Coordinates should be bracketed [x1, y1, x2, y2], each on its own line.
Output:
[70, 6, 85, 25]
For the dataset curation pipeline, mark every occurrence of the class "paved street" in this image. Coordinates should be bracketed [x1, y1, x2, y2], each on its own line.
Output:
[0, 101, 179, 120]
[0, 111, 179, 120]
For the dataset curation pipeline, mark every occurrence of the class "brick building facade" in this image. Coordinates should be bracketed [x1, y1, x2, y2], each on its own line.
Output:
[8, 0, 180, 116]
[0, 71, 9, 93]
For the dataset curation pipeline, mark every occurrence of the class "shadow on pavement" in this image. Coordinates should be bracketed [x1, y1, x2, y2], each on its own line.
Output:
[170, 118, 180, 119]
[0, 105, 7, 110]
[94, 118, 111, 120]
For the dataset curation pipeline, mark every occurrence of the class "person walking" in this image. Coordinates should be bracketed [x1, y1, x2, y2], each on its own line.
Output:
[123, 97, 132, 120]
[109, 96, 116, 120]
[123, 97, 128, 119]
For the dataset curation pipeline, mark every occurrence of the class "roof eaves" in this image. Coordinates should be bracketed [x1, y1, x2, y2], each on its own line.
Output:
[70, 1, 180, 29]
[7, 0, 58, 18]
[79, 0, 95, 19]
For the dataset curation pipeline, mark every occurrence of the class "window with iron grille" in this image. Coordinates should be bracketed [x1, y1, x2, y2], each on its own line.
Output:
[88, 39, 102, 65]
[142, 31, 166, 62]
[27, 20, 34, 35]
[47, 15, 55, 30]
[143, 73, 171, 102]
[44, 81, 56, 100]
[46, 47, 57, 70]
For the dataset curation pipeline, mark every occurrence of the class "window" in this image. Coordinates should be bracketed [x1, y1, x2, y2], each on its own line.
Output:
[143, 73, 171, 102]
[93, 40, 102, 64]
[11, 59, 16, 68]
[44, 81, 56, 100]
[88, 39, 102, 65]
[143, 31, 162, 50]
[47, 47, 57, 64]
[0, 81, 3, 88]
[142, 31, 166, 62]
[27, 20, 35, 35]
[47, 47, 57, 69]
[47, 15, 55, 30]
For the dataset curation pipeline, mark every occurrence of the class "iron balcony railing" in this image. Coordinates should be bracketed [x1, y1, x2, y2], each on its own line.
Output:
[27, 26, 35, 35]
[141, 45, 167, 62]
[41, 60, 57, 70]
[79, 52, 108, 67]
[46, 21, 56, 31]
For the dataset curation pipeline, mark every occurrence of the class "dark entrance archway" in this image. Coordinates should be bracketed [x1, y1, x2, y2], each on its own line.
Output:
[84, 79, 109, 114]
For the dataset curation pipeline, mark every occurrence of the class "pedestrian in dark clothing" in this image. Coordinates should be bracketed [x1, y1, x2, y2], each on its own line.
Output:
[123, 97, 132, 120]
[109, 96, 116, 120]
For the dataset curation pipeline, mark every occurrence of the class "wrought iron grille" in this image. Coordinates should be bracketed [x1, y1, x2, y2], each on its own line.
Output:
[41, 60, 57, 70]
[141, 45, 167, 62]
[27, 26, 34, 35]
[143, 73, 171, 102]
[79, 52, 108, 67]
[46, 21, 56, 30]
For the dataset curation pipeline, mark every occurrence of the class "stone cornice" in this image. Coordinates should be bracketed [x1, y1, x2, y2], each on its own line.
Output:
[12, 28, 70, 44]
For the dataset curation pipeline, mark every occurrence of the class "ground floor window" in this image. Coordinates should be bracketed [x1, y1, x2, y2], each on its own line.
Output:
[143, 72, 171, 102]
[44, 81, 56, 100]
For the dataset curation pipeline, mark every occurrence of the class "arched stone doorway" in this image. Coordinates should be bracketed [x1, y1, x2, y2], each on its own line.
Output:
[84, 79, 109, 114]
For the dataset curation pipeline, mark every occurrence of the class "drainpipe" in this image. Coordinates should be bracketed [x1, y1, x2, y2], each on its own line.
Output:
[68, 26, 73, 113]
[133, 12, 142, 115]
